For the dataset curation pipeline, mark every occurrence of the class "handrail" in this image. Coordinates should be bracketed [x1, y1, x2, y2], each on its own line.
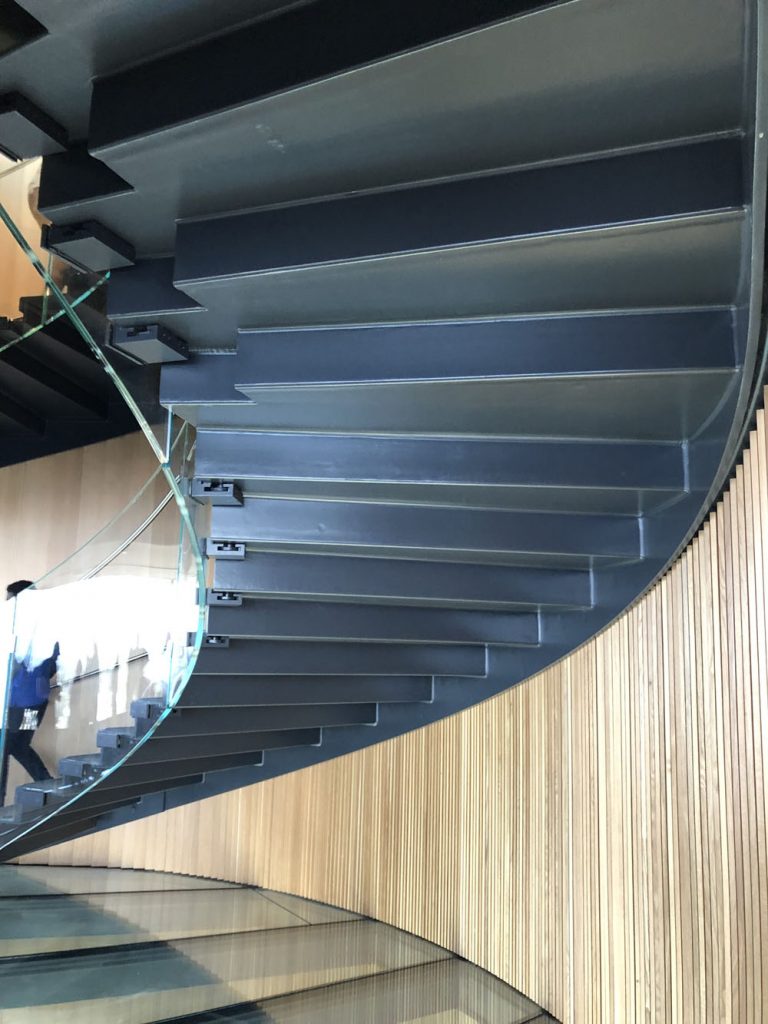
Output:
[50, 652, 149, 689]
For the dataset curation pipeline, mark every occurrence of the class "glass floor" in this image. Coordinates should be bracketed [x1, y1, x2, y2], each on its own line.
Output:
[0, 864, 556, 1023]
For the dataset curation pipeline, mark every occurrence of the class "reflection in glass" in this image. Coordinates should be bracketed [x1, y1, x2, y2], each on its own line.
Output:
[0, 864, 238, 898]
[0, 158, 207, 847]
[0, 865, 556, 1023]
[0, 423, 205, 834]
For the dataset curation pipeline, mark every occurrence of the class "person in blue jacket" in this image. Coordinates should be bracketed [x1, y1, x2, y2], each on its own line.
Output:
[0, 581, 57, 806]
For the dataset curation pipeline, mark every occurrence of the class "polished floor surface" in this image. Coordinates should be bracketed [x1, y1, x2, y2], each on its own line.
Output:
[0, 864, 555, 1023]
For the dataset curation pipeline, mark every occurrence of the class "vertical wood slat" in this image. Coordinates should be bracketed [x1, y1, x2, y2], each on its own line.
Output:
[19, 388, 768, 1024]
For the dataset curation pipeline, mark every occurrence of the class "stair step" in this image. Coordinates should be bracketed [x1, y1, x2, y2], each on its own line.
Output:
[176, 138, 741, 287]
[97, 726, 136, 748]
[13, 778, 78, 813]
[169, 224, 743, 349]
[63, 0, 741, 263]
[0, 5, 47, 63]
[178, 675, 433, 707]
[89, 0, 550, 151]
[162, 307, 738, 441]
[207, 599, 538, 647]
[0, 384, 44, 435]
[19, 296, 105, 351]
[0, 345, 108, 416]
[149, 703, 378, 738]
[97, 751, 265, 788]
[38, 146, 133, 216]
[194, 638, 487, 677]
[0, 296, 162, 468]
[211, 498, 641, 569]
[193, 427, 687, 516]
[130, 697, 165, 720]
[213, 552, 593, 611]
[96, 727, 137, 766]
[16, 322, 112, 393]
[136, 219, 742, 354]
[220, 308, 735, 387]
[164, 140, 742, 341]
[53, 774, 206, 819]
[0, 815, 104, 858]
[121, 729, 321, 765]
[58, 753, 103, 781]
[0, 91, 67, 160]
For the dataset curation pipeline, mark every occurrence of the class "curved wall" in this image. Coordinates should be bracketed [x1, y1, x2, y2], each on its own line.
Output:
[19, 391, 768, 1024]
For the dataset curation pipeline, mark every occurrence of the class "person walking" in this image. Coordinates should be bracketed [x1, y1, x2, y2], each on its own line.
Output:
[0, 581, 58, 806]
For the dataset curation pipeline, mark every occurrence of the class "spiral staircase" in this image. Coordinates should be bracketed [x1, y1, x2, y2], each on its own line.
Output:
[0, 0, 765, 859]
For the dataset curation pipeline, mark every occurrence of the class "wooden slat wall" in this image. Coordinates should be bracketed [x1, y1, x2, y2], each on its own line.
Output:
[0, 430, 157, 585]
[19, 398, 768, 1023]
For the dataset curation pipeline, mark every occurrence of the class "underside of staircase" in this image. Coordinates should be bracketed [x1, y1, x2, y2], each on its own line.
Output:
[0, 0, 766, 858]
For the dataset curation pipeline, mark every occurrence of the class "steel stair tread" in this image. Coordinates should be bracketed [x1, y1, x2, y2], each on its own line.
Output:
[194, 639, 488, 677]
[210, 498, 642, 568]
[178, 675, 434, 707]
[212, 552, 593, 611]
[206, 600, 539, 647]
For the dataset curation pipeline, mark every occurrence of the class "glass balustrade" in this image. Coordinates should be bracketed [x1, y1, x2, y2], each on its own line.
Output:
[0, 865, 556, 1023]
[0, 422, 205, 832]
[0, 154, 206, 845]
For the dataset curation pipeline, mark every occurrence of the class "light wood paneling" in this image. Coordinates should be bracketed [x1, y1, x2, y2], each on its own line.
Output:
[21, 397, 768, 1023]
[0, 431, 156, 586]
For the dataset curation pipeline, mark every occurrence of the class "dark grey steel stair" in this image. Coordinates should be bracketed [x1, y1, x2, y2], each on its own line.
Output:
[0, 0, 764, 860]
[162, 311, 739, 438]
[104, 731, 322, 765]
[137, 704, 380, 737]
[76, 0, 750, 258]
[171, 139, 741, 289]
[213, 553, 593, 611]
[206, 601, 538, 646]
[178, 675, 434, 706]
[91, 753, 265, 788]
[193, 431, 687, 516]
[210, 499, 643, 568]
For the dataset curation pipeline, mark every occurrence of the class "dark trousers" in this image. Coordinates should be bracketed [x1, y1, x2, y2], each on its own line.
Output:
[0, 703, 51, 805]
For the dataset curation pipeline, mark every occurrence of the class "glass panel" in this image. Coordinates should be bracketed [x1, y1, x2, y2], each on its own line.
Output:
[0, 864, 238, 898]
[0, 163, 206, 849]
[257, 960, 547, 1023]
[259, 888, 362, 925]
[0, 422, 205, 830]
[0, 887, 316, 956]
[0, 160, 170, 460]
[0, 866, 554, 1023]
[0, 920, 450, 1024]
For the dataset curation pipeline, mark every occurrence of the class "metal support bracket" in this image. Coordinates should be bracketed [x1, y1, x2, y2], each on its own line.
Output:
[192, 479, 244, 506]
[205, 539, 246, 560]
[202, 634, 230, 648]
[206, 589, 243, 607]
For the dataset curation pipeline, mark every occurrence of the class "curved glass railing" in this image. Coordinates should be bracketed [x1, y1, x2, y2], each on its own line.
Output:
[0, 424, 206, 832]
[0, 160, 206, 842]
[0, 157, 109, 354]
